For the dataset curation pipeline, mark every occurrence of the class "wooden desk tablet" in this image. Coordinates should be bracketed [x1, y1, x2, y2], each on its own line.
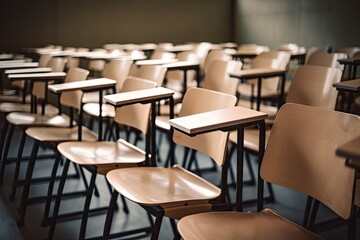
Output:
[5, 67, 52, 74]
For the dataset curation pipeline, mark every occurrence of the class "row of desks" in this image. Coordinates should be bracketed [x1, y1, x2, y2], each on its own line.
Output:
[1, 57, 359, 212]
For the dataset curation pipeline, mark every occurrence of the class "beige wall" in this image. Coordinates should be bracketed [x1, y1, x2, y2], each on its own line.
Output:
[234, 0, 360, 50]
[0, 0, 231, 52]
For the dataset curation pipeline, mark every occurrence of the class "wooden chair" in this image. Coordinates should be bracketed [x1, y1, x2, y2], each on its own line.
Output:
[178, 103, 360, 240]
[83, 64, 166, 141]
[15, 68, 100, 227]
[164, 51, 198, 96]
[0, 55, 66, 107]
[88, 48, 107, 77]
[237, 51, 290, 109]
[156, 60, 242, 166]
[228, 65, 343, 204]
[81, 58, 133, 104]
[203, 49, 233, 78]
[104, 87, 237, 239]
[0, 58, 69, 181]
[0, 67, 89, 199]
[47, 78, 158, 239]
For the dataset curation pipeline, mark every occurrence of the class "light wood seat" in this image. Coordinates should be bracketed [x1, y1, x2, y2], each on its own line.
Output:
[25, 126, 97, 143]
[178, 103, 360, 240]
[58, 139, 145, 175]
[0, 102, 58, 114]
[105, 87, 237, 239]
[107, 164, 220, 208]
[179, 209, 320, 240]
[6, 112, 73, 127]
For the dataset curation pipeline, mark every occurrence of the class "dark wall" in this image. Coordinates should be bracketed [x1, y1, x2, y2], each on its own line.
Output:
[0, 0, 231, 52]
[1, 0, 359, 53]
[234, 0, 360, 50]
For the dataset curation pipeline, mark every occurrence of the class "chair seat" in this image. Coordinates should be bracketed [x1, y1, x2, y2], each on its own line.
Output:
[106, 165, 221, 207]
[229, 127, 271, 152]
[57, 139, 146, 175]
[0, 102, 59, 114]
[25, 126, 98, 142]
[0, 94, 31, 103]
[83, 103, 115, 118]
[178, 209, 321, 240]
[6, 112, 74, 127]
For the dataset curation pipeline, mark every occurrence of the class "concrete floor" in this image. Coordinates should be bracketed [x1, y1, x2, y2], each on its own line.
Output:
[0, 123, 358, 240]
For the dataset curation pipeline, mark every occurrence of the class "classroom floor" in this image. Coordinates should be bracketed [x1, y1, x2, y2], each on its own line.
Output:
[0, 121, 358, 240]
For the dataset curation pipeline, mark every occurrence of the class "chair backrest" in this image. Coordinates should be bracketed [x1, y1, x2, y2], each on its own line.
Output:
[173, 87, 237, 166]
[277, 43, 299, 52]
[102, 58, 133, 91]
[203, 49, 232, 75]
[286, 65, 342, 110]
[193, 42, 213, 68]
[238, 44, 270, 54]
[334, 47, 360, 58]
[114, 78, 157, 135]
[130, 64, 167, 86]
[38, 54, 53, 67]
[60, 67, 90, 110]
[258, 51, 291, 70]
[305, 51, 347, 70]
[150, 49, 176, 60]
[202, 60, 242, 96]
[261, 103, 360, 219]
[248, 56, 282, 93]
[48, 57, 68, 72]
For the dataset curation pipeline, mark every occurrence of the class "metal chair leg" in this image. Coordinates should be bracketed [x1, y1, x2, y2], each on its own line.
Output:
[17, 139, 40, 227]
[151, 214, 164, 240]
[170, 218, 181, 240]
[79, 169, 97, 240]
[47, 158, 70, 240]
[103, 190, 118, 240]
[303, 198, 316, 227]
[0, 122, 14, 184]
[41, 152, 61, 227]
[9, 130, 27, 201]
[245, 152, 256, 185]
[0, 120, 9, 176]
